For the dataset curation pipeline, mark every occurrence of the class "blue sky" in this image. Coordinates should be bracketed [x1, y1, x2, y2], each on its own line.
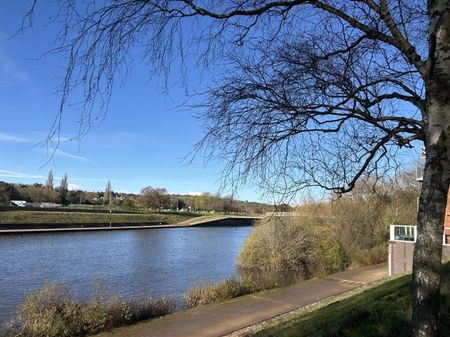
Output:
[0, 2, 422, 203]
[0, 2, 263, 200]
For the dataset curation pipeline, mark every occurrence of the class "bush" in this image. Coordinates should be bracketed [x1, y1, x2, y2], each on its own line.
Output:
[184, 278, 249, 308]
[307, 225, 350, 276]
[1, 282, 176, 337]
[350, 245, 388, 267]
[238, 217, 346, 278]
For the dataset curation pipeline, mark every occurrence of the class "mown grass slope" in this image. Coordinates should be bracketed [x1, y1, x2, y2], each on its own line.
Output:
[251, 264, 450, 337]
[0, 210, 197, 225]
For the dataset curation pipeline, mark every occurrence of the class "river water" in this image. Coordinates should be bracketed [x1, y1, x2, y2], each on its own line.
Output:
[0, 226, 252, 324]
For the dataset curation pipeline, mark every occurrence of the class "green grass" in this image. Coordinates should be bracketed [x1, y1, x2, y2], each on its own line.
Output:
[250, 264, 450, 337]
[0, 211, 197, 225]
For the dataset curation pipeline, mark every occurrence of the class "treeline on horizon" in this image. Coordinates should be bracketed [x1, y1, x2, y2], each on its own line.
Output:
[0, 178, 275, 214]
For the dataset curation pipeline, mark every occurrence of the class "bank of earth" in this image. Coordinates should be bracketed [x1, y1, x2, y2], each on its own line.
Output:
[0, 210, 260, 233]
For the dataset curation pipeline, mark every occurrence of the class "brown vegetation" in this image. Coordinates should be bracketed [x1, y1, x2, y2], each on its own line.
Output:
[239, 217, 346, 278]
[0, 283, 175, 337]
[240, 171, 419, 274]
[184, 278, 249, 308]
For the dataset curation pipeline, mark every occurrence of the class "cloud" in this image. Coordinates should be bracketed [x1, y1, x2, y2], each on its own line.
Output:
[187, 191, 203, 196]
[37, 147, 92, 163]
[47, 135, 82, 143]
[0, 170, 105, 184]
[0, 170, 46, 180]
[67, 183, 92, 191]
[53, 149, 92, 163]
[0, 132, 30, 143]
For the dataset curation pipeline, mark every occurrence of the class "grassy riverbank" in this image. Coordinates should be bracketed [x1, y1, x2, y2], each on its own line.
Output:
[249, 264, 450, 337]
[0, 265, 396, 337]
[0, 283, 176, 337]
[0, 210, 197, 225]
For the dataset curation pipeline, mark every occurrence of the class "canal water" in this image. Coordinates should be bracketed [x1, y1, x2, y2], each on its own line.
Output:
[0, 226, 252, 324]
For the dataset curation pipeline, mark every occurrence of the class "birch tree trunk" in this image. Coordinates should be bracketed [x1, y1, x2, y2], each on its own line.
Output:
[412, 1, 450, 336]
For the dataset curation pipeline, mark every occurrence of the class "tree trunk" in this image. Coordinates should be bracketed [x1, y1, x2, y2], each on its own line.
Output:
[412, 2, 450, 336]
[412, 144, 449, 337]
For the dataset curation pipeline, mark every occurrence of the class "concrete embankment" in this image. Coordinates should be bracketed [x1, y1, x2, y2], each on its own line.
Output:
[183, 216, 260, 227]
[0, 216, 260, 234]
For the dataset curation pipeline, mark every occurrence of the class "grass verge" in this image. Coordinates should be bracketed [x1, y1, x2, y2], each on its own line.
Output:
[247, 263, 450, 337]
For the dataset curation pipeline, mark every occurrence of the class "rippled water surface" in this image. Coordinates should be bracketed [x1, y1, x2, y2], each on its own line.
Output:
[0, 226, 252, 324]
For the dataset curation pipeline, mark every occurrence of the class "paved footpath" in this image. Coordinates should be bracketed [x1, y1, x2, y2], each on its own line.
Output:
[95, 264, 387, 337]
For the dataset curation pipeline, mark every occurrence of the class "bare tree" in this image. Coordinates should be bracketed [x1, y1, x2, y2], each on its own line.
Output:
[45, 170, 55, 201]
[45, 170, 53, 192]
[140, 187, 170, 212]
[104, 180, 111, 206]
[22, 1, 450, 336]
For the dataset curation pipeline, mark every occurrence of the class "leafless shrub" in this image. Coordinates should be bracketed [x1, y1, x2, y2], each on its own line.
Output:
[239, 216, 346, 277]
[184, 278, 247, 308]
[1, 282, 175, 337]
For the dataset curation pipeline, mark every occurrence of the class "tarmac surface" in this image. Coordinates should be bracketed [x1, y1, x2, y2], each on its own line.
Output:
[95, 263, 388, 337]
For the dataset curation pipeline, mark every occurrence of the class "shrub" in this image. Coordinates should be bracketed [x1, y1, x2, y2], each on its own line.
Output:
[13, 283, 76, 337]
[127, 296, 176, 321]
[350, 244, 388, 267]
[184, 278, 249, 308]
[184, 217, 348, 310]
[1, 282, 176, 337]
[307, 225, 350, 276]
[238, 217, 346, 278]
